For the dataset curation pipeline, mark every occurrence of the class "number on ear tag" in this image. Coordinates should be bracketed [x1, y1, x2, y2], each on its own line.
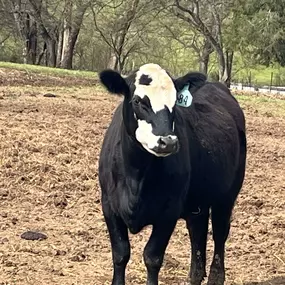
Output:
[176, 84, 193, 107]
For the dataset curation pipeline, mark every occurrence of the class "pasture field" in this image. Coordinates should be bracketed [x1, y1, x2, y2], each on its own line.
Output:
[0, 67, 284, 285]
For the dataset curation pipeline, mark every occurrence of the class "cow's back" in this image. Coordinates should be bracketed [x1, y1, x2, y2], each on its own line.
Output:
[176, 82, 246, 212]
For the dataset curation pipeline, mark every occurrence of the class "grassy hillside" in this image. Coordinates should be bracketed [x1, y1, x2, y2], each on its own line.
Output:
[233, 65, 285, 86]
[0, 62, 99, 87]
[2, 61, 285, 87]
[0, 61, 97, 79]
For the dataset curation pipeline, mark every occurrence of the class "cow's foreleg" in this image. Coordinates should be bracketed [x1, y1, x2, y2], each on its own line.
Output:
[143, 222, 176, 285]
[207, 202, 234, 285]
[186, 208, 209, 285]
[103, 205, 130, 285]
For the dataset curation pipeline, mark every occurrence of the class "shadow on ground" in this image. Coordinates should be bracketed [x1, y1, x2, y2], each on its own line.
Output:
[244, 276, 285, 285]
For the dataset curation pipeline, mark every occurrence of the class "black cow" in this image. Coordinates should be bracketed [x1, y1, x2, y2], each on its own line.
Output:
[98, 63, 247, 285]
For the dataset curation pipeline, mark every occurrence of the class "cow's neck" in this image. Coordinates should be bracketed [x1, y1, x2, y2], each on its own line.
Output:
[120, 100, 153, 178]
[121, 125, 153, 180]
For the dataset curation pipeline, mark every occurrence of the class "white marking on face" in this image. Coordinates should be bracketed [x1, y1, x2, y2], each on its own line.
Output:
[135, 120, 159, 149]
[134, 63, 177, 113]
[135, 119, 171, 157]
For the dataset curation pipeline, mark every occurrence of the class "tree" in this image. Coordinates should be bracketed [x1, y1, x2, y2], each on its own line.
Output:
[58, 0, 91, 69]
[1, 0, 91, 68]
[2, 0, 38, 64]
[0, 2, 13, 46]
[92, 0, 155, 72]
[27, 0, 59, 67]
[161, 16, 214, 74]
[1, 0, 284, 77]
[171, 0, 237, 86]
[233, 0, 285, 67]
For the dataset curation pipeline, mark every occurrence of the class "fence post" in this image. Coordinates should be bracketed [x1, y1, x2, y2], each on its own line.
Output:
[249, 71, 252, 87]
[270, 72, 273, 92]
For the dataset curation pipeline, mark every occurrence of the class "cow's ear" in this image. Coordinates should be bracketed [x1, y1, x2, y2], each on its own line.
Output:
[174, 72, 207, 92]
[99, 69, 130, 96]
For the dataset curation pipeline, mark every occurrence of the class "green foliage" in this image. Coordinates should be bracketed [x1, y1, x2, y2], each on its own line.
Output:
[0, 37, 23, 63]
[126, 15, 200, 76]
[1, 0, 285, 80]
[233, 0, 285, 66]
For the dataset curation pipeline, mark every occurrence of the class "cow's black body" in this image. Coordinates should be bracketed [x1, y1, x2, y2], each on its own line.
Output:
[99, 68, 246, 285]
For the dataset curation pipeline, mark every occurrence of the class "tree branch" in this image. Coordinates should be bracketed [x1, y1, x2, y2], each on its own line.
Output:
[91, 5, 113, 50]
[0, 34, 10, 45]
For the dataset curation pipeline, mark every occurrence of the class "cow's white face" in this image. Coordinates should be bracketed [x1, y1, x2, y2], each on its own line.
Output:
[134, 64, 177, 113]
[132, 64, 178, 156]
[100, 63, 206, 157]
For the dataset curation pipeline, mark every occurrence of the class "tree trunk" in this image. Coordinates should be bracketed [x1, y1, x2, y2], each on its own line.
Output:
[12, 0, 26, 64]
[22, 46, 28, 64]
[60, 1, 88, 69]
[46, 38, 56, 67]
[37, 42, 46, 65]
[60, 0, 72, 65]
[27, 20, 37, 64]
[38, 24, 56, 67]
[56, 27, 64, 67]
[199, 39, 213, 74]
[61, 29, 79, 69]
[199, 55, 209, 75]
[28, 0, 57, 67]
[120, 57, 126, 73]
[107, 52, 117, 69]
[216, 48, 226, 83]
[224, 50, 234, 87]
[112, 0, 140, 72]
[61, 19, 70, 63]
[113, 56, 120, 71]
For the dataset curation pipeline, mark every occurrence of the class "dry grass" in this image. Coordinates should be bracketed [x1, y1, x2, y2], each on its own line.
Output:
[0, 69, 284, 285]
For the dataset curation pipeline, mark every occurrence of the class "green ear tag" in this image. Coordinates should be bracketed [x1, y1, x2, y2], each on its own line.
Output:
[176, 84, 192, 107]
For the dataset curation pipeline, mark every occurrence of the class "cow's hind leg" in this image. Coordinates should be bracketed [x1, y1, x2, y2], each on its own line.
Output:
[143, 221, 176, 285]
[186, 208, 209, 285]
[103, 205, 130, 285]
[208, 150, 246, 285]
[207, 201, 234, 285]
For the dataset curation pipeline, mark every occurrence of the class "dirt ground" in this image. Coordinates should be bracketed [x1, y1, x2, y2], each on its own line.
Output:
[0, 68, 98, 87]
[0, 71, 284, 285]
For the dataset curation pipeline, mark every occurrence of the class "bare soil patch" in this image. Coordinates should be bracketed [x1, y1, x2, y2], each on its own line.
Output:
[0, 68, 98, 87]
[0, 82, 284, 285]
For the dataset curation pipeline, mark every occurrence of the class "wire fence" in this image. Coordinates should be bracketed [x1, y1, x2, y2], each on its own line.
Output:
[232, 71, 285, 88]
[231, 71, 285, 94]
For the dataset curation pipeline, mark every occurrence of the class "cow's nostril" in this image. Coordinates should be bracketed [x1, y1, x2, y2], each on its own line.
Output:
[158, 138, 167, 148]
[154, 135, 179, 154]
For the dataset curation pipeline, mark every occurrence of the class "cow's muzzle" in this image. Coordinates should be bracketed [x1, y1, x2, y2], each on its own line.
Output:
[152, 135, 179, 156]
